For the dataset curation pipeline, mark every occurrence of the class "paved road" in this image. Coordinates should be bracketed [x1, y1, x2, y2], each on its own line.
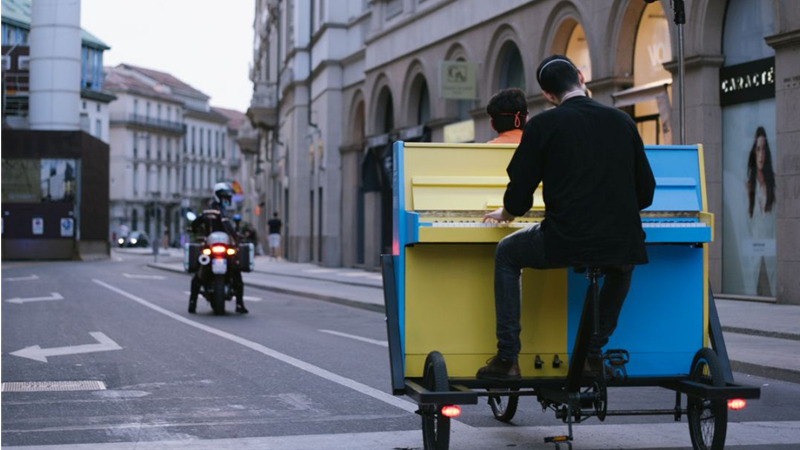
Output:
[3, 252, 800, 449]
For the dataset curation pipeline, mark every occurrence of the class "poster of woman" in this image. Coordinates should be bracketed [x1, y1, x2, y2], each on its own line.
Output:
[722, 109, 777, 297]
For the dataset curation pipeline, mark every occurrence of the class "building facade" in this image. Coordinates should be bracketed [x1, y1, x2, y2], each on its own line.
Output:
[249, 0, 800, 304]
[104, 64, 240, 247]
[2, 0, 113, 260]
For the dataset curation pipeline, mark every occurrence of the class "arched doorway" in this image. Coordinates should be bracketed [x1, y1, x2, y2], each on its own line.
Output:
[720, 0, 776, 298]
[497, 41, 525, 90]
[565, 23, 591, 83]
[361, 85, 395, 267]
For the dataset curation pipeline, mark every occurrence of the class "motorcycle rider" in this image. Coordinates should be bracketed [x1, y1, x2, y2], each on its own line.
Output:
[188, 182, 248, 314]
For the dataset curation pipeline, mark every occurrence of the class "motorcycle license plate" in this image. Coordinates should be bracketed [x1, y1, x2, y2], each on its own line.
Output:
[211, 257, 227, 274]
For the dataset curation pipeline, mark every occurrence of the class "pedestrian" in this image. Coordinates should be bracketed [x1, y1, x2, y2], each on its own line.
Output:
[476, 55, 656, 381]
[267, 212, 282, 260]
[486, 87, 528, 144]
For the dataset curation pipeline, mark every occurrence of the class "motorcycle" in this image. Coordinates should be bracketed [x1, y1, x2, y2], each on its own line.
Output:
[185, 210, 254, 315]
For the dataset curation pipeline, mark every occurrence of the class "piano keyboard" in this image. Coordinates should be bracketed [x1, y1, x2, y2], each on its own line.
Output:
[414, 217, 710, 244]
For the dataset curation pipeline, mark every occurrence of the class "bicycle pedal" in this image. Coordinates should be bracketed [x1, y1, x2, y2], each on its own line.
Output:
[544, 435, 572, 449]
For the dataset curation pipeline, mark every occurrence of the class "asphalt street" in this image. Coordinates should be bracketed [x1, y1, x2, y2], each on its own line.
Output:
[3, 249, 800, 449]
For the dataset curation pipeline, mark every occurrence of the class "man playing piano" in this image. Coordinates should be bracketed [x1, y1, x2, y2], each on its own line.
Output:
[477, 55, 656, 380]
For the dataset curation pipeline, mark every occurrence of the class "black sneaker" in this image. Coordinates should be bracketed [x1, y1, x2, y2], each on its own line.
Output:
[188, 300, 197, 314]
[236, 303, 249, 314]
[476, 355, 520, 380]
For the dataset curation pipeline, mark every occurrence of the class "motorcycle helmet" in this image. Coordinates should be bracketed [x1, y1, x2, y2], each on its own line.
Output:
[213, 182, 234, 208]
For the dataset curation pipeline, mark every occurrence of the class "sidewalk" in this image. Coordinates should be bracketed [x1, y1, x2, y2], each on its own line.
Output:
[139, 248, 800, 384]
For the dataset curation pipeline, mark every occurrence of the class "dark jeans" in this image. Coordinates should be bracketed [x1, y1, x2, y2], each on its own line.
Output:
[494, 224, 633, 361]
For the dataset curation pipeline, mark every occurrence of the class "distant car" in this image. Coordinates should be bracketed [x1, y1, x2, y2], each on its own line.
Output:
[120, 231, 150, 248]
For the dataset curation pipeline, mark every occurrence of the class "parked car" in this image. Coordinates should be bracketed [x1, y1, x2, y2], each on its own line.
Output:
[121, 231, 150, 248]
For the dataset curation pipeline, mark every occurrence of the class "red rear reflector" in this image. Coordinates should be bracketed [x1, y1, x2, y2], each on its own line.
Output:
[440, 405, 461, 418]
[211, 245, 227, 254]
[728, 398, 746, 410]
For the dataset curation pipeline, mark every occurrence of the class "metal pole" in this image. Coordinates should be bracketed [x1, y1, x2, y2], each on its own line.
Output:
[674, 0, 686, 145]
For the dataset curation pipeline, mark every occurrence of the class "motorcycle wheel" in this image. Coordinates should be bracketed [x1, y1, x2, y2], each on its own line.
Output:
[211, 275, 226, 315]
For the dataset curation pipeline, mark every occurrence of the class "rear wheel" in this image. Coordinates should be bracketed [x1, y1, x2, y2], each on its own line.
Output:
[421, 351, 450, 450]
[488, 388, 519, 422]
[211, 276, 226, 315]
[687, 348, 727, 450]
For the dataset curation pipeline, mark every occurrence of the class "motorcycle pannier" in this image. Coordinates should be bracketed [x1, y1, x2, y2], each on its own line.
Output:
[238, 243, 254, 272]
[184, 243, 203, 273]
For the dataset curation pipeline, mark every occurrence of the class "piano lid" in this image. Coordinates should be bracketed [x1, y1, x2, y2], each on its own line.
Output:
[644, 145, 707, 212]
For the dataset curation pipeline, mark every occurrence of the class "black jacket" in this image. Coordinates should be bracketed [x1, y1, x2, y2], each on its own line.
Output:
[504, 96, 656, 266]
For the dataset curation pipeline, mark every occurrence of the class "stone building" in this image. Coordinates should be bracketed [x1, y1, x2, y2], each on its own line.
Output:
[104, 64, 244, 247]
[249, 0, 800, 304]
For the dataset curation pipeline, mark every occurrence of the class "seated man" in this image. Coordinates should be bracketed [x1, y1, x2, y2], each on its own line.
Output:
[477, 55, 655, 380]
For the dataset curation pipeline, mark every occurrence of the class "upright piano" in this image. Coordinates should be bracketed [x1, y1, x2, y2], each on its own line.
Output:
[385, 141, 714, 386]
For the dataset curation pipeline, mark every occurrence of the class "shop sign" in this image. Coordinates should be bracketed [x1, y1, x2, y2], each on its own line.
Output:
[719, 57, 775, 106]
[440, 61, 477, 100]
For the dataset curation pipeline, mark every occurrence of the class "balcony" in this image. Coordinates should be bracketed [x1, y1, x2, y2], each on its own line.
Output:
[247, 81, 278, 130]
[110, 113, 185, 135]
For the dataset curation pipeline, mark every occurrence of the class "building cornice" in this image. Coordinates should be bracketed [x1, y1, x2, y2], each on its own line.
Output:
[765, 30, 800, 49]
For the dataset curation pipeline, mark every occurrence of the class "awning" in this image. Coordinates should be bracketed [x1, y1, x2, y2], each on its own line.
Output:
[611, 79, 672, 108]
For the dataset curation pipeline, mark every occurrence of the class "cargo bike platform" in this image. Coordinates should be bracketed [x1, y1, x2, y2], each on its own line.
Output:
[381, 142, 761, 450]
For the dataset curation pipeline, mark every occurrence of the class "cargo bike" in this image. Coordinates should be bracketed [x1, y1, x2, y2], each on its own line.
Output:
[381, 142, 761, 449]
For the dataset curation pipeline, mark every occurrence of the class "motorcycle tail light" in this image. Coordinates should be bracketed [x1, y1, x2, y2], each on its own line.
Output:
[226, 248, 236, 255]
[202, 248, 212, 255]
[211, 245, 227, 254]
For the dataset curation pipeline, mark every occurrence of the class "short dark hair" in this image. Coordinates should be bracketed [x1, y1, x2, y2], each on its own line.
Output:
[486, 87, 528, 132]
[536, 55, 580, 97]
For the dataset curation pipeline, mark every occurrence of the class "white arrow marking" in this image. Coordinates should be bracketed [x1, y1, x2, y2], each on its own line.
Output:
[122, 273, 165, 280]
[10, 332, 122, 363]
[5, 292, 64, 304]
[4, 274, 39, 282]
[319, 329, 388, 347]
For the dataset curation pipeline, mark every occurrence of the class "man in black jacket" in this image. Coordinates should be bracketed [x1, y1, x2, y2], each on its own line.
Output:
[477, 55, 656, 380]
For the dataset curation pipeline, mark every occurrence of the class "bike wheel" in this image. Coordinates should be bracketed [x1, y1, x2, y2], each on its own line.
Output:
[488, 388, 519, 422]
[687, 348, 728, 450]
[211, 276, 226, 315]
[421, 351, 450, 450]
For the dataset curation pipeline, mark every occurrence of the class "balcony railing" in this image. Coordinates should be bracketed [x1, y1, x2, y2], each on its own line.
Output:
[110, 113, 185, 135]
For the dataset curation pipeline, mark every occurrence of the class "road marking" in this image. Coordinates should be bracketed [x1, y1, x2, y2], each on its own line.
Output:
[10, 332, 122, 363]
[122, 273, 166, 280]
[3, 274, 39, 282]
[319, 329, 388, 347]
[183, 291, 262, 301]
[5, 292, 64, 304]
[91, 279, 469, 428]
[304, 268, 337, 273]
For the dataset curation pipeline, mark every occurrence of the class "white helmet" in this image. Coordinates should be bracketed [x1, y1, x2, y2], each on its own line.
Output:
[213, 182, 234, 206]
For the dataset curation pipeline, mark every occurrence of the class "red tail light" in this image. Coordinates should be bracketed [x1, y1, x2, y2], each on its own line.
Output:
[728, 398, 746, 410]
[211, 245, 227, 254]
[440, 405, 461, 418]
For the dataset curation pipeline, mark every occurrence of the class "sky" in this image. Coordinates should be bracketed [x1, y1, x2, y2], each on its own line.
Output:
[80, 0, 255, 112]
